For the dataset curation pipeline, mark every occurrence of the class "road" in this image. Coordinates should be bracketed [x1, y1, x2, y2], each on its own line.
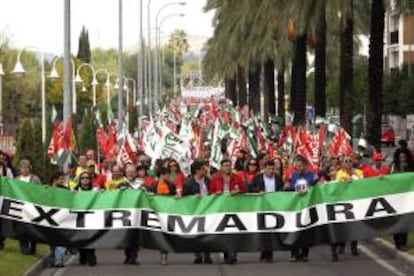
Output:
[39, 243, 414, 276]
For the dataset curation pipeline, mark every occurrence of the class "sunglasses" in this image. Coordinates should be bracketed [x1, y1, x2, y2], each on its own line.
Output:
[344, 160, 353, 163]
[80, 177, 90, 180]
[169, 164, 178, 167]
[248, 163, 257, 166]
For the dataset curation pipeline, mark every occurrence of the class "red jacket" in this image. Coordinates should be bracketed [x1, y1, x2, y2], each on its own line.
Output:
[362, 165, 390, 178]
[209, 172, 246, 194]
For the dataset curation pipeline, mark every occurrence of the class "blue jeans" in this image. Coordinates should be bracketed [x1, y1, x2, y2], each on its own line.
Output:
[50, 246, 66, 265]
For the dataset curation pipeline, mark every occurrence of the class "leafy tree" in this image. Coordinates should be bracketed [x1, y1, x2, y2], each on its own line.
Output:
[13, 119, 34, 169]
[77, 26, 91, 63]
[79, 112, 97, 154]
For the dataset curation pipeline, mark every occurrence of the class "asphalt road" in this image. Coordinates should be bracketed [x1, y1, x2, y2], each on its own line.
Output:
[38, 243, 414, 276]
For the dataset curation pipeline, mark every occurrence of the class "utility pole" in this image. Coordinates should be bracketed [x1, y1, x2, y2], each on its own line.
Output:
[118, 0, 124, 123]
[63, 0, 72, 125]
[138, 0, 144, 117]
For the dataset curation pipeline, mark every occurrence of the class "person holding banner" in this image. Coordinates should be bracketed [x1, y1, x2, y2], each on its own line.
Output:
[104, 165, 128, 190]
[336, 155, 363, 256]
[117, 164, 143, 265]
[75, 171, 97, 266]
[288, 155, 319, 262]
[210, 159, 246, 264]
[183, 160, 213, 264]
[391, 151, 413, 251]
[48, 171, 68, 267]
[168, 160, 185, 196]
[248, 159, 284, 263]
[15, 159, 41, 255]
[149, 167, 176, 265]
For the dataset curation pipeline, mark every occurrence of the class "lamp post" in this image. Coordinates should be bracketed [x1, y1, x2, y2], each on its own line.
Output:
[125, 78, 137, 107]
[75, 63, 98, 106]
[0, 63, 4, 135]
[155, 11, 185, 110]
[49, 56, 77, 113]
[12, 46, 46, 144]
[147, 0, 153, 116]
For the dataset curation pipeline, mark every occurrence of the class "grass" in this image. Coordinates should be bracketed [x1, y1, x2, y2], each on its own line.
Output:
[383, 232, 414, 255]
[0, 239, 49, 276]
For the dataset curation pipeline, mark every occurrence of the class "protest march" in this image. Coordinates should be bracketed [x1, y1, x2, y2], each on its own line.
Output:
[1, 96, 414, 267]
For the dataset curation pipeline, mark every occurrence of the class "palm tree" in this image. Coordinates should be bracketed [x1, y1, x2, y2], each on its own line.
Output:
[168, 29, 190, 58]
[249, 62, 261, 114]
[339, 0, 354, 136]
[367, 0, 385, 149]
[314, 0, 327, 117]
[237, 65, 247, 107]
[264, 59, 275, 119]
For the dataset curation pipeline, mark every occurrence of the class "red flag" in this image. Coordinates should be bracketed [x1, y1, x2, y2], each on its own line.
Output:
[47, 121, 64, 158]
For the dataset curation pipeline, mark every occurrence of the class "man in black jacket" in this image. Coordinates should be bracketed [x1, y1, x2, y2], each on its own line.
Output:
[249, 160, 284, 194]
[183, 159, 212, 264]
[248, 160, 284, 263]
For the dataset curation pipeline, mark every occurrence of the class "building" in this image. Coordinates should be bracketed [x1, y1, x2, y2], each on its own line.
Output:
[384, 2, 414, 72]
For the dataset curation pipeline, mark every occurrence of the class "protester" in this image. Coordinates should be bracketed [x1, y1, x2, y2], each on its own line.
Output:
[100, 158, 113, 180]
[0, 151, 14, 178]
[168, 159, 185, 196]
[136, 165, 156, 190]
[336, 155, 363, 256]
[118, 164, 142, 265]
[391, 151, 414, 251]
[86, 149, 96, 161]
[76, 155, 88, 176]
[76, 171, 97, 266]
[248, 160, 284, 263]
[183, 160, 213, 264]
[287, 155, 319, 262]
[104, 165, 128, 190]
[210, 158, 246, 264]
[65, 163, 78, 190]
[320, 164, 340, 261]
[237, 158, 258, 187]
[48, 171, 68, 267]
[15, 159, 41, 255]
[0, 151, 14, 249]
[149, 167, 176, 265]
[362, 152, 390, 178]
[86, 160, 106, 190]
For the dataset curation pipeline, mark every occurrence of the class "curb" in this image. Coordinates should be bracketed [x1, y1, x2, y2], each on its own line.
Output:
[23, 254, 50, 276]
[368, 238, 414, 266]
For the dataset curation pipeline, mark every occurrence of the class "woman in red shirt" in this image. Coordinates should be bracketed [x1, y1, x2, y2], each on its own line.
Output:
[168, 160, 186, 195]
[236, 158, 258, 187]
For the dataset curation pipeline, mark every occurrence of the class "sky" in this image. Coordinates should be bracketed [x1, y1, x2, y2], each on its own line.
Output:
[0, 0, 214, 55]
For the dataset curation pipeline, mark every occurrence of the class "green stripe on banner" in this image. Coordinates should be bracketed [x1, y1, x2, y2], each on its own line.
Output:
[1, 174, 414, 215]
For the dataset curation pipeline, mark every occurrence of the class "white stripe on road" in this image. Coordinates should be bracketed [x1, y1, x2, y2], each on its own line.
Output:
[360, 244, 407, 276]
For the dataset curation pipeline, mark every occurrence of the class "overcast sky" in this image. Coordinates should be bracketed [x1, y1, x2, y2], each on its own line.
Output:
[0, 0, 214, 54]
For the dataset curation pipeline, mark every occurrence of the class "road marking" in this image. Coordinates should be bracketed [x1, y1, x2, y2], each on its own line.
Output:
[360, 244, 407, 276]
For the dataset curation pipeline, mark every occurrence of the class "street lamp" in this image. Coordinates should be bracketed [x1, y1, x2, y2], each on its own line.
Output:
[12, 46, 46, 144]
[155, 12, 185, 110]
[0, 63, 4, 135]
[95, 69, 112, 109]
[75, 63, 98, 106]
[49, 56, 77, 113]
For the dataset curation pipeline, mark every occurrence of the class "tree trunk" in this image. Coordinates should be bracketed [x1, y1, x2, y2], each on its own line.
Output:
[225, 76, 237, 105]
[339, 0, 354, 136]
[277, 62, 285, 119]
[248, 62, 261, 115]
[292, 33, 307, 125]
[367, 0, 385, 149]
[237, 65, 247, 108]
[314, 0, 327, 118]
[264, 59, 276, 119]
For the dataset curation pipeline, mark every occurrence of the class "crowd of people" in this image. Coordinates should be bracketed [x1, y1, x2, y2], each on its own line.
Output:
[0, 139, 413, 267]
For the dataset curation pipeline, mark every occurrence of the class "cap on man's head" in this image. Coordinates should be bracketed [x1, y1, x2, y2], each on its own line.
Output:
[373, 152, 383, 161]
